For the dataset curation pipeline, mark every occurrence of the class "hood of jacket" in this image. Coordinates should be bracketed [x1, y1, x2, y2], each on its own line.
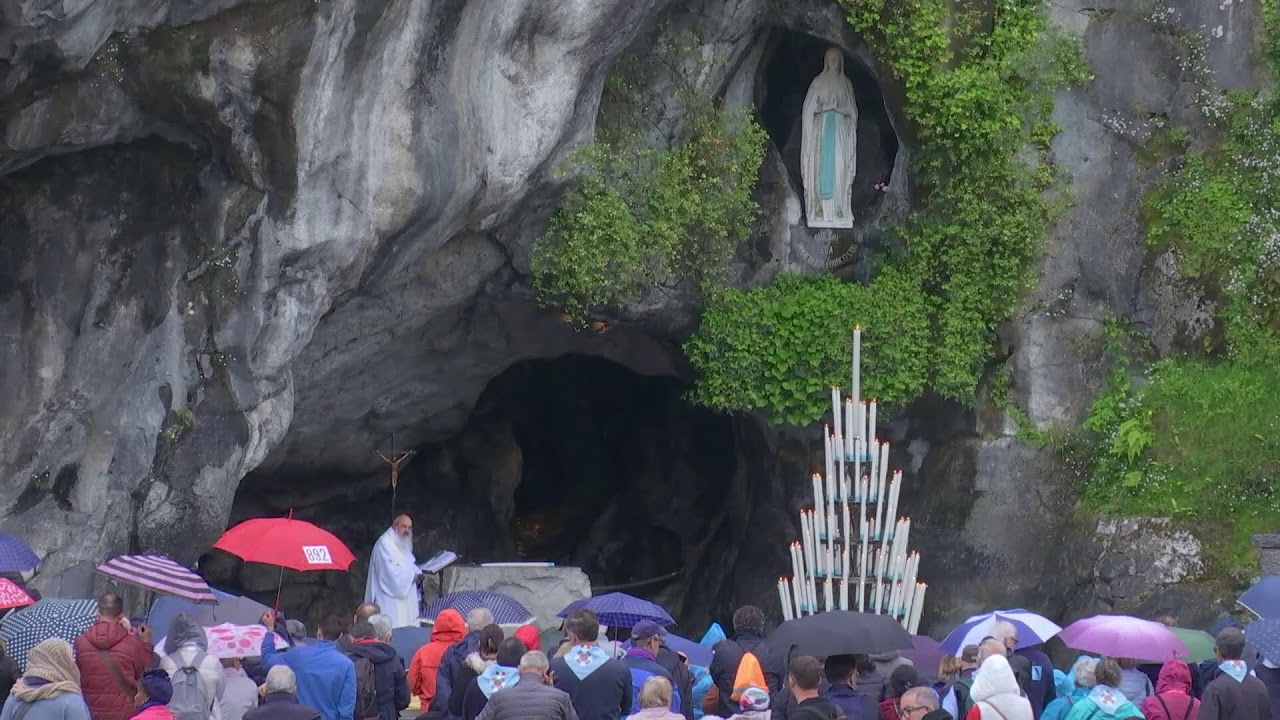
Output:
[514, 625, 541, 652]
[1087, 686, 1143, 718]
[83, 620, 134, 652]
[348, 640, 398, 665]
[465, 651, 495, 675]
[971, 656, 1020, 702]
[432, 609, 466, 644]
[164, 615, 207, 655]
[1156, 660, 1192, 695]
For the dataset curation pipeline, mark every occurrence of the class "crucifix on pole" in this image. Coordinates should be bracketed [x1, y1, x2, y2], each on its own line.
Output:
[376, 437, 415, 518]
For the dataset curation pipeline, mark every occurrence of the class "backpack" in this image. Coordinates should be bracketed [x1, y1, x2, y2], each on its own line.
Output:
[731, 651, 767, 702]
[168, 651, 213, 720]
[952, 677, 974, 718]
[350, 653, 380, 720]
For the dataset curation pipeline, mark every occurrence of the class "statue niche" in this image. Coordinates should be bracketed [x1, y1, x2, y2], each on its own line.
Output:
[800, 47, 858, 229]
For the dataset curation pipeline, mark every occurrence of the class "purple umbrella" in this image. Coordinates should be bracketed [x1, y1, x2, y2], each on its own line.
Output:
[622, 631, 714, 666]
[557, 592, 674, 628]
[0, 535, 41, 574]
[902, 635, 945, 680]
[1058, 615, 1190, 662]
[97, 555, 216, 603]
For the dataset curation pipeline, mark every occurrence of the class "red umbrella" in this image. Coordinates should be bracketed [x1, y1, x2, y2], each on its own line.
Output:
[212, 512, 356, 612]
[0, 578, 35, 610]
[213, 513, 356, 571]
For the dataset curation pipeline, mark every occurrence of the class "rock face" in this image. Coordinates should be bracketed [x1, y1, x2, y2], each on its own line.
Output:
[0, 0, 1270, 628]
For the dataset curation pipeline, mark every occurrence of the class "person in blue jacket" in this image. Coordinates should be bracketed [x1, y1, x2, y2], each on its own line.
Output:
[262, 611, 356, 720]
[624, 621, 683, 714]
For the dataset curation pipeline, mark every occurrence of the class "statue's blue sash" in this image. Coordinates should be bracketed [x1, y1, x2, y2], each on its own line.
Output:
[819, 108, 838, 199]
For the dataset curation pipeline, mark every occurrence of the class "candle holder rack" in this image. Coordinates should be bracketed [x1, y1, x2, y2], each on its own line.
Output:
[776, 326, 927, 633]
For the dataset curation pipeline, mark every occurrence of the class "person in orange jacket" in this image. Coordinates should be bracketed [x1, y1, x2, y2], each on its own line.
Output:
[409, 609, 467, 708]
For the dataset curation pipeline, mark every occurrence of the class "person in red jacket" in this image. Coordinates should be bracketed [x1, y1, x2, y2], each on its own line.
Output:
[1138, 660, 1199, 720]
[74, 593, 156, 720]
[409, 609, 466, 708]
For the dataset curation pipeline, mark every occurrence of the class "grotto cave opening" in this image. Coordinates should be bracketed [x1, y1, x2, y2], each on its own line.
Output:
[210, 353, 775, 628]
[756, 29, 899, 217]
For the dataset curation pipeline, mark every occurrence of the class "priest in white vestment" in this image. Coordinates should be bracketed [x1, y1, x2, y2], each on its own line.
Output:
[365, 513, 421, 628]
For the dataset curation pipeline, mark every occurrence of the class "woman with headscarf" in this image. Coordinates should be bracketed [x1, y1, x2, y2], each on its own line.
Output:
[132, 669, 176, 720]
[158, 614, 225, 719]
[0, 638, 91, 720]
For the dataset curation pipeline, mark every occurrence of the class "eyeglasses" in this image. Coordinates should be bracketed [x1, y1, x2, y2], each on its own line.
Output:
[897, 705, 930, 717]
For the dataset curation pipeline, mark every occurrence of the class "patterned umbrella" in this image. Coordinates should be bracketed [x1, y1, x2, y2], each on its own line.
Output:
[0, 598, 97, 671]
[422, 591, 535, 626]
[98, 554, 217, 603]
[1246, 619, 1280, 664]
[155, 623, 288, 659]
[940, 608, 1062, 654]
[0, 535, 41, 574]
[557, 592, 675, 629]
[0, 579, 35, 610]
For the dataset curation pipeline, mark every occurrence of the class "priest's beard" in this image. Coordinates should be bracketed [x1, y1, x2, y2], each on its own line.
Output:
[394, 530, 414, 559]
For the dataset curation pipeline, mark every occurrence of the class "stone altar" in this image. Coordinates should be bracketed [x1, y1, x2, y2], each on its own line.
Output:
[424, 564, 592, 631]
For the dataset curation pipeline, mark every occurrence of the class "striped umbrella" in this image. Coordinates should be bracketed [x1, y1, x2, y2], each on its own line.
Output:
[97, 554, 216, 603]
[940, 608, 1062, 654]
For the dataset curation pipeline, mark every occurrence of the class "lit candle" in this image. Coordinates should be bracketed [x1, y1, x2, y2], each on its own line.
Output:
[825, 545, 833, 580]
[826, 466, 837, 544]
[824, 576, 834, 612]
[899, 582, 915, 629]
[831, 387, 842, 440]
[852, 326, 861, 406]
[868, 399, 878, 446]
[790, 541, 802, 585]
[778, 578, 792, 621]
[908, 584, 927, 634]
[823, 429, 833, 490]
[844, 398, 854, 459]
[791, 546, 805, 613]
[801, 511, 815, 584]
[869, 441, 880, 502]
[811, 474, 823, 523]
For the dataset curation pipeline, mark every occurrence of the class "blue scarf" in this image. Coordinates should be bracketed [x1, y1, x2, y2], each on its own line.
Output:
[477, 664, 520, 698]
[565, 644, 610, 680]
[1221, 660, 1249, 682]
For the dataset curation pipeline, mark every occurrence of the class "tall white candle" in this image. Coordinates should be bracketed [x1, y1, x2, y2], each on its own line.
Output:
[824, 576, 834, 612]
[869, 441, 880, 502]
[831, 387, 842, 440]
[778, 579, 791, 621]
[874, 450, 886, 539]
[811, 474, 823, 523]
[801, 511, 815, 584]
[885, 472, 901, 537]
[868, 400, 878, 445]
[909, 584, 927, 634]
[823, 430, 833, 491]
[792, 546, 805, 612]
[790, 540, 802, 583]
[852, 326, 862, 407]
[872, 580, 884, 615]
[808, 576, 818, 616]
[844, 398, 854, 459]
[858, 402, 868, 447]
[837, 454, 846, 504]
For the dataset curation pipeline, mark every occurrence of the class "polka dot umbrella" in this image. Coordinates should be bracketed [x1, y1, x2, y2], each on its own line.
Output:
[156, 623, 289, 659]
[0, 598, 97, 672]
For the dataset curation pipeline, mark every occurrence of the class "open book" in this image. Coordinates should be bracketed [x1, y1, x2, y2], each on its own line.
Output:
[419, 550, 457, 574]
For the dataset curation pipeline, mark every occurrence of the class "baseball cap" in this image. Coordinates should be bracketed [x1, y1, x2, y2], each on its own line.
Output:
[631, 619, 668, 643]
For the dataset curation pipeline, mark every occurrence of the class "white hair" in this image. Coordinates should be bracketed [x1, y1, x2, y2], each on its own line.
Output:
[369, 613, 394, 642]
[466, 608, 494, 631]
[901, 686, 939, 710]
[1073, 657, 1099, 688]
[979, 638, 1006, 661]
[990, 620, 1018, 646]
[265, 665, 297, 693]
[519, 650, 550, 673]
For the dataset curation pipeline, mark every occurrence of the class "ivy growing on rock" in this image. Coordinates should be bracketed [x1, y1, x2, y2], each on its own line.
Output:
[532, 31, 767, 320]
[687, 0, 1088, 422]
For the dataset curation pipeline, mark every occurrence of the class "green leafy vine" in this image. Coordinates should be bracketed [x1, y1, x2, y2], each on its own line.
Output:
[687, 0, 1088, 422]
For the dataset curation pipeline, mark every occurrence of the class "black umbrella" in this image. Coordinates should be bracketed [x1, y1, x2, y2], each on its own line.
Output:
[770, 611, 913, 658]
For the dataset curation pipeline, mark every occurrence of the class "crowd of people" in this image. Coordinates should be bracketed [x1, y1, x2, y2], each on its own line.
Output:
[0, 596, 1274, 720]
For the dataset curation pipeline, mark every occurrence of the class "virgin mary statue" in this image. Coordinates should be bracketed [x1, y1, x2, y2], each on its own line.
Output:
[801, 47, 858, 228]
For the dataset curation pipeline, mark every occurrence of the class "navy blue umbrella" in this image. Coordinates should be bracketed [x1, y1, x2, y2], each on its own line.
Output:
[1, 598, 97, 671]
[1246, 619, 1280, 664]
[0, 535, 41, 574]
[558, 592, 674, 629]
[422, 590, 534, 626]
[1240, 576, 1280, 619]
